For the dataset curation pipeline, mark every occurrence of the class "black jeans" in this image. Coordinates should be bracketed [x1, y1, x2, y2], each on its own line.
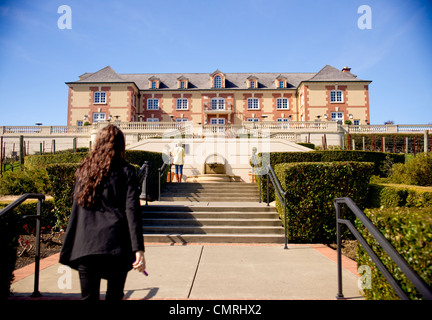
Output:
[77, 255, 128, 301]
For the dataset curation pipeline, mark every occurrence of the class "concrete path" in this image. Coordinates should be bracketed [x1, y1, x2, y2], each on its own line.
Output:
[9, 242, 363, 300]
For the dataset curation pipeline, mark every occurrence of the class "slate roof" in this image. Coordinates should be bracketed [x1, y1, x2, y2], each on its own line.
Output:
[67, 65, 369, 90]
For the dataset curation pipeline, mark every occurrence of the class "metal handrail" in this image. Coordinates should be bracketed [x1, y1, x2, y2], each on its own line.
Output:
[251, 153, 288, 249]
[138, 161, 151, 205]
[0, 193, 45, 298]
[158, 161, 168, 201]
[334, 197, 432, 300]
[265, 164, 288, 250]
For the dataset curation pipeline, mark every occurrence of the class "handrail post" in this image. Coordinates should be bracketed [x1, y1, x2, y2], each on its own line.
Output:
[158, 167, 162, 201]
[335, 201, 344, 299]
[283, 194, 288, 250]
[31, 198, 43, 298]
[258, 173, 262, 203]
[266, 172, 270, 206]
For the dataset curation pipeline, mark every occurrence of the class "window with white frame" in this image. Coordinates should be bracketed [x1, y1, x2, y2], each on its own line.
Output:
[214, 75, 222, 88]
[92, 112, 106, 122]
[176, 118, 188, 122]
[250, 81, 255, 89]
[276, 98, 288, 109]
[147, 118, 159, 122]
[330, 90, 343, 103]
[211, 118, 225, 125]
[277, 118, 289, 122]
[176, 98, 188, 110]
[147, 98, 159, 110]
[331, 112, 344, 122]
[247, 98, 259, 110]
[354, 120, 360, 125]
[94, 91, 106, 104]
[279, 80, 284, 88]
[211, 98, 225, 110]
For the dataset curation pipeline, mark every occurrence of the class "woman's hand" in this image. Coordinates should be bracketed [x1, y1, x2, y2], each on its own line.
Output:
[132, 250, 146, 273]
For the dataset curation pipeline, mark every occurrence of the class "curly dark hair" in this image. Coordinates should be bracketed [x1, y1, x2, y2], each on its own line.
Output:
[75, 124, 125, 208]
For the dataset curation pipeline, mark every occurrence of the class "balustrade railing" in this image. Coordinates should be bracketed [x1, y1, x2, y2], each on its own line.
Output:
[2, 122, 431, 137]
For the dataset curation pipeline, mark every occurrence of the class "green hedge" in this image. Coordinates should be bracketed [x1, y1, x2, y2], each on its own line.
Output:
[265, 150, 405, 177]
[25, 152, 88, 168]
[390, 152, 432, 186]
[46, 164, 80, 230]
[274, 161, 374, 243]
[356, 207, 432, 300]
[0, 166, 50, 195]
[368, 184, 432, 209]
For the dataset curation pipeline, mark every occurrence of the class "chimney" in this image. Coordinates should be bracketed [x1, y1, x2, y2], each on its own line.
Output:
[341, 66, 351, 73]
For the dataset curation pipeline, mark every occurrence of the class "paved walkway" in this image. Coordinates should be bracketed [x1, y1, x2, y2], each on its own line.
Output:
[9, 242, 362, 300]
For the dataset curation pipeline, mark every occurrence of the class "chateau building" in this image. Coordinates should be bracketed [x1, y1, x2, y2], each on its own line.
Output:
[66, 65, 371, 127]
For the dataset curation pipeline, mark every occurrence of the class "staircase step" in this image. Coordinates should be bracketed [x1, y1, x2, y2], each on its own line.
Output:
[143, 225, 284, 235]
[143, 218, 282, 227]
[143, 211, 280, 219]
[143, 234, 285, 244]
[143, 205, 277, 213]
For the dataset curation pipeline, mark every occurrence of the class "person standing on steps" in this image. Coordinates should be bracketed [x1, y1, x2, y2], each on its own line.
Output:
[172, 141, 185, 183]
[59, 124, 146, 301]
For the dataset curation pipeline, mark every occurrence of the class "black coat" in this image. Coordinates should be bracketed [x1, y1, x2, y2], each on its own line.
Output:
[59, 160, 144, 271]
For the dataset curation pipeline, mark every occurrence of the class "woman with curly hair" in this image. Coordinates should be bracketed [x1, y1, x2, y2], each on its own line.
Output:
[60, 124, 145, 300]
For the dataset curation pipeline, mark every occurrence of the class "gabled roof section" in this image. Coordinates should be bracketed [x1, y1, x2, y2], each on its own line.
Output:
[210, 69, 224, 77]
[70, 66, 132, 84]
[306, 65, 362, 82]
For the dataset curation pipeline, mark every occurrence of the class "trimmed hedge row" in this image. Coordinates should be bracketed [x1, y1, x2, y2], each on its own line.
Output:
[356, 207, 432, 300]
[266, 150, 405, 177]
[46, 164, 80, 230]
[25, 152, 87, 167]
[274, 161, 374, 243]
[368, 184, 432, 209]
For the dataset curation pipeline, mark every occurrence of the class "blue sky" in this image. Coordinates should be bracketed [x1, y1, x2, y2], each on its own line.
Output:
[0, 0, 431, 126]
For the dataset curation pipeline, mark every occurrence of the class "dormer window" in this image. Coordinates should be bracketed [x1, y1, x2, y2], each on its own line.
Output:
[214, 75, 222, 88]
[247, 75, 258, 89]
[275, 75, 287, 88]
[210, 70, 225, 89]
[177, 76, 189, 89]
[148, 76, 160, 89]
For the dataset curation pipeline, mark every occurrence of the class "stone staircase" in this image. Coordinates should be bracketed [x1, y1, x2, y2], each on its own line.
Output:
[142, 182, 285, 244]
